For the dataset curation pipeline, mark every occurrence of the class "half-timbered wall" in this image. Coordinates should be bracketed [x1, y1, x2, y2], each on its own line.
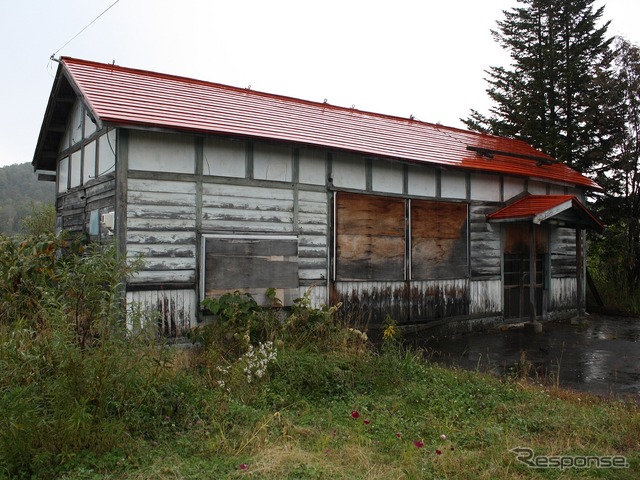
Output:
[55, 99, 117, 238]
[53, 98, 587, 335]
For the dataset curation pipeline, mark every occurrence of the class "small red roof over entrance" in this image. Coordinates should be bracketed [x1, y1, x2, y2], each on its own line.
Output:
[33, 57, 601, 192]
[487, 195, 604, 232]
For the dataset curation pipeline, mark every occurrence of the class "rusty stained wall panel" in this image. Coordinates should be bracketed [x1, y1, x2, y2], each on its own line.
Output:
[504, 223, 548, 254]
[411, 200, 468, 279]
[333, 279, 469, 327]
[407, 279, 469, 322]
[336, 193, 405, 281]
[127, 289, 197, 337]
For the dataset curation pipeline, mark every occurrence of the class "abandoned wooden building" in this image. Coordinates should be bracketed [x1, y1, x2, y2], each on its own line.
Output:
[32, 57, 604, 336]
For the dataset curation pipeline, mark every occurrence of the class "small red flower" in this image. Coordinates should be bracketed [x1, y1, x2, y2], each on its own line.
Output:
[395, 432, 402, 438]
[413, 440, 424, 448]
[351, 410, 360, 419]
[435, 449, 442, 455]
[363, 418, 371, 425]
[239, 463, 249, 470]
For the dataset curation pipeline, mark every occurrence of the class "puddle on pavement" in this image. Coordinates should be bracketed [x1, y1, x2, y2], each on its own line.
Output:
[411, 314, 640, 402]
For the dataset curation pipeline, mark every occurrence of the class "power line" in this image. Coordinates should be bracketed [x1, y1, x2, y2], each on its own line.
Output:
[50, 0, 121, 59]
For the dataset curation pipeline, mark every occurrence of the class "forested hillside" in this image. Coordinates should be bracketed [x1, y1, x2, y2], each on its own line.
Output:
[0, 162, 55, 235]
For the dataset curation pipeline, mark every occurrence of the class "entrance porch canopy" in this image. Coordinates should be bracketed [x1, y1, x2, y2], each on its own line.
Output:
[487, 194, 604, 233]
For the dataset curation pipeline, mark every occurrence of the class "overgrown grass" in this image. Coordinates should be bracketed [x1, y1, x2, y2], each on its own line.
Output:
[1, 234, 639, 479]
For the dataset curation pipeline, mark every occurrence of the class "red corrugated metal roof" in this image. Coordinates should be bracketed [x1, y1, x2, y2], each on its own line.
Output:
[487, 194, 604, 232]
[46, 57, 600, 190]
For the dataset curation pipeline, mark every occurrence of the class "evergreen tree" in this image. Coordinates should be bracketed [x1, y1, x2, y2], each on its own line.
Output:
[590, 37, 640, 300]
[463, 0, 617, 173]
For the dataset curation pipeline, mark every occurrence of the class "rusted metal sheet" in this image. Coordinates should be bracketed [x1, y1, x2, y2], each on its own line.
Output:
[127, 289, 197, 337]
[488, 195, 604, 232]
[38, 58, 602, 192]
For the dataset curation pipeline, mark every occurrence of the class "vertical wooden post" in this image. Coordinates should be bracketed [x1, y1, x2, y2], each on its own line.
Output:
[576, 229, 584, 316]
[529, 222, 537, 322]
[115, 128, 128, 261]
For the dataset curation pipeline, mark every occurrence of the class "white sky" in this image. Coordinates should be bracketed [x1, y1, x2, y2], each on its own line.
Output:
[0, 0, 638, 168]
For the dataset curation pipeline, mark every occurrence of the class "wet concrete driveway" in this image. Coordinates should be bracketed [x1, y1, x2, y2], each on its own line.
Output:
[418, 314, 640, 402]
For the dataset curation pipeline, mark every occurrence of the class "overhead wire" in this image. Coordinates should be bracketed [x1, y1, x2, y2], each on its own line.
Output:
[50, 0, 121, 60]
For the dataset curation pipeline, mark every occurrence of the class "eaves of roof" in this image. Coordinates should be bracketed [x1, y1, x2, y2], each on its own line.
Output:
[32, 57, 602, 192]
[487, 194, 604, 232]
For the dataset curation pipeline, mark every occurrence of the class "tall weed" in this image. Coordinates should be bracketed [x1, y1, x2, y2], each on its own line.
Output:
[0, 234, 202, 477]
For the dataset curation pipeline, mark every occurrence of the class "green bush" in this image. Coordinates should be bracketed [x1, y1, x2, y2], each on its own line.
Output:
[0, 233, 204, 477]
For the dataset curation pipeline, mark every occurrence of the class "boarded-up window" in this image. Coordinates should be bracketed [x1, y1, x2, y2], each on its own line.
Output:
[335, 193, 405, 281]
[411, 200, 468, 279]
[202, 235, 298, 305]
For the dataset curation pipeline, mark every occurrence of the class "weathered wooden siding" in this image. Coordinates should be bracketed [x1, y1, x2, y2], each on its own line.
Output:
[297, 189, 329, 286]
[469, 204, 501, 279]
[127, 178, 197, 285]
[56, 173, 116, 236]
[550, 227, 577, 277]
[126, 289, 197, 336]
[549, 277, 577, 311]
[202, 182, 294, 233]
[333, 279, 469, 327]
[469, 279, 502, 315]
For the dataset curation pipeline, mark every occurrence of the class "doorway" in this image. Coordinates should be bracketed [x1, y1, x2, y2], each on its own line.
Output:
[503, 224, 548, 321]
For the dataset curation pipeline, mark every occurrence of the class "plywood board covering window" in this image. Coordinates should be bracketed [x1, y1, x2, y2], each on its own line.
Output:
[335, 193, 405, 280]
[335, 193, 469, 282]
[202, 235, 298, 304]
[411, 200, 468, 279]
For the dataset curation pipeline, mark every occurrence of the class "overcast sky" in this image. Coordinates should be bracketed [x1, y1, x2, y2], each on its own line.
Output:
[1, 0, 639, 169]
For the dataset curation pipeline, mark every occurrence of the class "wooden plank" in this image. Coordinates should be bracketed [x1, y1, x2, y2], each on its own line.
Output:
[204, 237, 298, 290]
[128, 178, 197, 194]
[128, 270, 196, 284]
[128, 204, 196, 219]
[128, 190, 196, 206]
[126, 288, 197, 336]
[127, 244, 196, 258]
[411, 200, 468, 279]
[127, 231, 197, 245]
[127, 217, 195, 230]
[335, 192, 405, 281]
[202, 182, 294, 201]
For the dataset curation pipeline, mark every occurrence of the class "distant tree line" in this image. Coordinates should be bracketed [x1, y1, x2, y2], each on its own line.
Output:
[464, 0, 640, 311]
[0, 163, 55, 235]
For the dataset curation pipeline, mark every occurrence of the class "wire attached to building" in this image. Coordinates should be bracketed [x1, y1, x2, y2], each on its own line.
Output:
[50, 0, 121, 60]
